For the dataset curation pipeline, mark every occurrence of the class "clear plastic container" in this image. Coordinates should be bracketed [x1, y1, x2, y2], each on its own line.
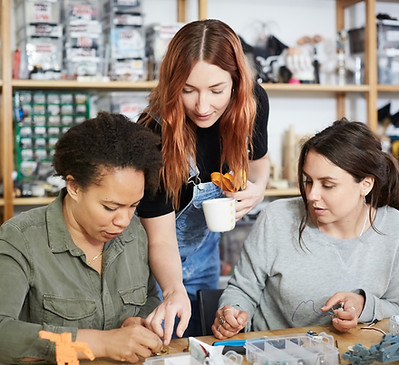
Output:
[144, 353, 201, 365]
[389, 315, 399, 335]
[245, 332, 338, 365]
[144, 350, 243, 365]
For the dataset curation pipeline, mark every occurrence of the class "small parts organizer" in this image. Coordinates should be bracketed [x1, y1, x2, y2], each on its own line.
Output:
[144, 333, 338, 365]
[245, 332, 339, 365]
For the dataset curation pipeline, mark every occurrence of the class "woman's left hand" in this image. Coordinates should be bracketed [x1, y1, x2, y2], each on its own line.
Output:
[224, 155, 270, 221]
[321, 292, 365, 332]
[144, 287, 191, 345]
[224, 179, 265, 221]
[212, 305, 248, 339]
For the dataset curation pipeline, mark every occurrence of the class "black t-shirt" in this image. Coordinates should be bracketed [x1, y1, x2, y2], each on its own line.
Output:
[136, 82, 269, 218]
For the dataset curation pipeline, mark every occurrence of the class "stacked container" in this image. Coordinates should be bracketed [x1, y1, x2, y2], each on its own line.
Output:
[14, 91, 90, 196]
[14, 0, 63, 79]
[63, 0, 104, 79]
[102, 0, 146, 81]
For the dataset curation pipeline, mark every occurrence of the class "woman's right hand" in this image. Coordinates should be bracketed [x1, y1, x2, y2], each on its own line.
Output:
[77, 320, 163, 363]
[212, 305, 248, 339]
[144, 286, 191, 345]
[321, 291, 365, 333]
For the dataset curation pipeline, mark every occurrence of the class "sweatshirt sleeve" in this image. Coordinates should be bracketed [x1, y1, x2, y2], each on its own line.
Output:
[358, 208, 399, 323]
[218, 207, 271, 322]
[358, 253, 399, 323]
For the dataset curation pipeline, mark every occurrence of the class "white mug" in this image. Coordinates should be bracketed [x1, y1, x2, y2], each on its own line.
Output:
[202, 197, 236, 232]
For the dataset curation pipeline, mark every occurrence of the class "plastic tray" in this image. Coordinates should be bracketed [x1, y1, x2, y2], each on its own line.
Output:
[390, 315, 399, 335]
[245, 332, 338, 365]
[144, 350, 242, 365]
[144, 353, 201, 365]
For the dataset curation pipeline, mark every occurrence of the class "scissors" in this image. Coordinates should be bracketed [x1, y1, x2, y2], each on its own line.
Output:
[212, 339, 247, 355]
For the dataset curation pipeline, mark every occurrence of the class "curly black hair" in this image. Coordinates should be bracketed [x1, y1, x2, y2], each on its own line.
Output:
[53, 112, 163, 195]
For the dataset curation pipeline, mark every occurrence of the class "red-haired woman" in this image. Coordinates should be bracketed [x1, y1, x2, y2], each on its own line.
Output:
[137, 19, 270, 340]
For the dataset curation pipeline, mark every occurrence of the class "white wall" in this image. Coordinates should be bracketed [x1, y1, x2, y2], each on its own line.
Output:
[142, 0, 399, 172]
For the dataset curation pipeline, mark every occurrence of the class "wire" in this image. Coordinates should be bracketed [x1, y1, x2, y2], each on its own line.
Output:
[360, 320, 386, 335]
[365, 319, 380, 326]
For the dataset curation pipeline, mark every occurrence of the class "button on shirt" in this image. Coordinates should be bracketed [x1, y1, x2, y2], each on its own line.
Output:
[0, 189, 160, 363]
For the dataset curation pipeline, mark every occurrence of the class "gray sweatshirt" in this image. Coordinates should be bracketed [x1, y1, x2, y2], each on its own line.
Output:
[219, 197, 399, 331]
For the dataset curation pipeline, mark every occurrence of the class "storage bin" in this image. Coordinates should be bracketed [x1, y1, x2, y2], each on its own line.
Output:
[245, 332, 339, 365]
[348, 19, 399, 55]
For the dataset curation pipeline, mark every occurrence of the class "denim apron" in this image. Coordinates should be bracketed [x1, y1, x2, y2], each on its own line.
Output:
[175, 160, 224, 336]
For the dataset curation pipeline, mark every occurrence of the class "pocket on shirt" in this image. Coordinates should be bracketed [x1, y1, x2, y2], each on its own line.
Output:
[43, 294, 96, 327]
[119, 285, 147, 307]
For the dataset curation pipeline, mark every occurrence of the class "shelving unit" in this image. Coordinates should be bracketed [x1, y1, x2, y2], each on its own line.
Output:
[0, 0, 398, 222]
[1, 0, 14, 222]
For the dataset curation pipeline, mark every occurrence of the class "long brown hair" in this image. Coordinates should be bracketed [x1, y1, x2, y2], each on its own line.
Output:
[140, 19, 257, 209]
[297, 118, 399, 246]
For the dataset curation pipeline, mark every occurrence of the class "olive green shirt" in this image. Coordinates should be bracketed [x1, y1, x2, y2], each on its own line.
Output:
[0, 189, 160, 363]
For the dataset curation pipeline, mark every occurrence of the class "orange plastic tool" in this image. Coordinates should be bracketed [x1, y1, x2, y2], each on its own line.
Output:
[211, 172, 244, 192]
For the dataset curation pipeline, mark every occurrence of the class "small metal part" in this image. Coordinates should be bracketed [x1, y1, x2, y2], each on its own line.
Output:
[328, 303, 344, 318]
[160, 346, 169, 354]
[152, 345, 169, 356]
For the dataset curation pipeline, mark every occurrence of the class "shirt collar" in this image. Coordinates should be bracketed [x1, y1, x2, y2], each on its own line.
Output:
[46, 188, 81, 255]
[45, 188, 133, 255]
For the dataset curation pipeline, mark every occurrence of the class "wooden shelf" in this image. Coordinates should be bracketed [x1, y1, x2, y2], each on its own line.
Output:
[12, 197, 55, 206]
[0, 190, 302, 206]
[377, 85, 399, 93]
[338, 0, 363, 6]
[262, 83, 370, 93]
[10, 80, 372, 93]
[12, 79, 158, 91]
[265, 188, 300, 197]
[0, 197, 55, 206]
[1, 190, 299, 206]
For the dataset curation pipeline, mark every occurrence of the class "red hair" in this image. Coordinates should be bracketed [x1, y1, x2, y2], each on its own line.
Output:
[141, 19, 256, 209]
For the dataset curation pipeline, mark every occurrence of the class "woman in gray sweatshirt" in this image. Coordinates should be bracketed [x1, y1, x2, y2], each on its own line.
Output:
[213, 118, 399, 338]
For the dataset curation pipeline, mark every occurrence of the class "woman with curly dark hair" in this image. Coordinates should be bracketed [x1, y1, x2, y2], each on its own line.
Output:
[0, 112, 164, 363]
